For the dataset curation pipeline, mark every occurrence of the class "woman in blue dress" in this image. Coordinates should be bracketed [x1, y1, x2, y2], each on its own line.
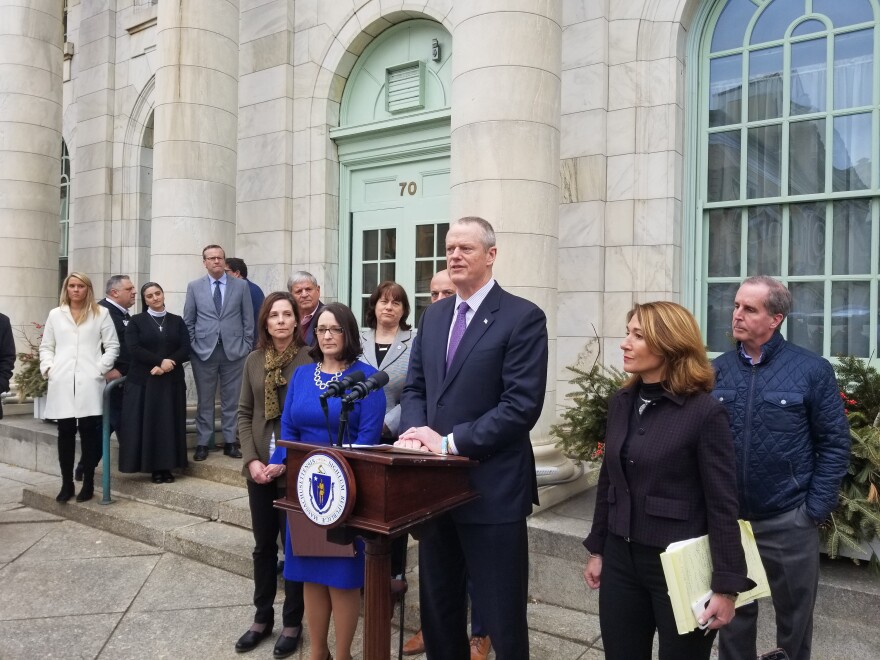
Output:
[270, 302, 384, 660]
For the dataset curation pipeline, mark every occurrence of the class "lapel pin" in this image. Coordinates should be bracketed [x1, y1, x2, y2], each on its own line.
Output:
[483, 318, 488, 324]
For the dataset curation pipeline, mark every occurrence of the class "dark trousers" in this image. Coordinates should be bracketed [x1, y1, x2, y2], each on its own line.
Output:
[59, 416, 102, 478]
[392, 535, 484, 636]
[719, 504, 819, 660]
[77, 388, 121, 471]
[419, 513, 529, 660]
[247, 479, 304, 628]
[599, 533, 715, 660]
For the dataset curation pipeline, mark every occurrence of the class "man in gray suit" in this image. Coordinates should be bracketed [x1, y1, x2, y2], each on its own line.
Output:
[184, 245, 255, 461]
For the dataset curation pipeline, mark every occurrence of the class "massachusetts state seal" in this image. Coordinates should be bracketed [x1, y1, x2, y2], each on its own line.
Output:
[296, 450, 355, 527]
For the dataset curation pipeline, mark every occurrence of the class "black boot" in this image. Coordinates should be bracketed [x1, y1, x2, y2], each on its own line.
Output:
[56, 480, 75, 503]
[57, 420, 77, 503]
[76, 472, 94, 502]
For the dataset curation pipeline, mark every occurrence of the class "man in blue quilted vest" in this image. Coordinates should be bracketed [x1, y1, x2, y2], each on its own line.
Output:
[713, 275, 850, 660]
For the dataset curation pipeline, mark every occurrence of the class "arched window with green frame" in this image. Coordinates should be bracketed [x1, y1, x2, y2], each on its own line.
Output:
[695, 0, 880, 360]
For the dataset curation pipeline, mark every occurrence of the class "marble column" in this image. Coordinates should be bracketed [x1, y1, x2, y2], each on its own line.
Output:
[0, 1, 63, 350]
[451, 2, 589, 505]
[151, 0, 239, 310]
[70, 0, 117, 281]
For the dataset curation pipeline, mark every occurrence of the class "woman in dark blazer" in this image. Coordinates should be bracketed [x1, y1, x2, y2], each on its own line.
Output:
[119, 282, 190, 482]
[234, 291, 312, 658]
[583, 301, 755, 660]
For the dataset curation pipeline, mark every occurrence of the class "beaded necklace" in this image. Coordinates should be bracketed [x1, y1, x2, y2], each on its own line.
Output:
[313, 362, 343, 390]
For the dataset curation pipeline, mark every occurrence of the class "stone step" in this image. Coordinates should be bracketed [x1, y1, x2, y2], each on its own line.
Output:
[182, 450, 250, 488]
[96, 463, 252, 529]
[6, 413, 879, 655]
[21, 481, 255, 579]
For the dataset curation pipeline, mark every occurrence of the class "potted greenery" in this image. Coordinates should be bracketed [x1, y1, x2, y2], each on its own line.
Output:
[824, 356, 880, 567]
[12, 322, 48, 418]
[552, 352, 626, 464]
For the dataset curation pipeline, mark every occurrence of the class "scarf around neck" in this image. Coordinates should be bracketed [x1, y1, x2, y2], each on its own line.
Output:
[263, 343, 299, 420]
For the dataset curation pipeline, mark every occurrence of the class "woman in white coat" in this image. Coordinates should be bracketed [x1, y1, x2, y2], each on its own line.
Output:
[39, 272, 119, 503]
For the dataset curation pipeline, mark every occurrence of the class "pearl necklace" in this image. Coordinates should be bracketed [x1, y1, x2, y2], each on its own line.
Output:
[314, 362, 343, 390]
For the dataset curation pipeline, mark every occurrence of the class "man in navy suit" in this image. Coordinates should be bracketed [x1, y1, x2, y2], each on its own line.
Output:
[397, 217, 548, 660]
[225, 257, 264, 346]
[0, 312, 14, 420]
[184, 245, 254, 461]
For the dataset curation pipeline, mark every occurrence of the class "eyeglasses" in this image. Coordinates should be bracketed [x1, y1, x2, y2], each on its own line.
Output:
[316, 326, 344, 336]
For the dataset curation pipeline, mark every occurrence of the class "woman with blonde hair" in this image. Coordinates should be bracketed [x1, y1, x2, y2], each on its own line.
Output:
[39, 272, 119, 503]
[583, 301, 754, 660]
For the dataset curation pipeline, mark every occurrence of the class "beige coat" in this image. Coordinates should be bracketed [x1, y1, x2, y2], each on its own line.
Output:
[39, 306, 119, 419]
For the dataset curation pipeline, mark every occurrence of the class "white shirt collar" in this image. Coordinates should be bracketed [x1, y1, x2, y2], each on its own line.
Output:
[104, 298, 130, 314]
[454, 278, 496, 315]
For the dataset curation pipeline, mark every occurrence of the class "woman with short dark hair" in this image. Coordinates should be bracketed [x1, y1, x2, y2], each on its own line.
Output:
[270, 302, 385, 660]
[359, 281, 414, 441]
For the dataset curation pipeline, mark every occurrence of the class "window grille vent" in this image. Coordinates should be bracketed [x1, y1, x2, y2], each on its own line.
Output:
[386, 61, 425, 113]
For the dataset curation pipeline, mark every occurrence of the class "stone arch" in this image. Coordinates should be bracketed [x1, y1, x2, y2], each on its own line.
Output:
[120, 75, 156, 287]
[291, 2, 453, 296]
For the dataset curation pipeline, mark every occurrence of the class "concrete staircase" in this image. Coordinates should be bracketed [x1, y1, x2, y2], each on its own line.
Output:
[3, 414, 880, 659]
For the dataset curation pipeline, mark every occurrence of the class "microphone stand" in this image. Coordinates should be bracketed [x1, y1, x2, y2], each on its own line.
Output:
[337, 399, 354, 448]
[320, 396, 335, 446]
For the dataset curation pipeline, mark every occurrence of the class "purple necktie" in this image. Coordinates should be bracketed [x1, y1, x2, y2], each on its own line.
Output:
[446, 301, 469, 370]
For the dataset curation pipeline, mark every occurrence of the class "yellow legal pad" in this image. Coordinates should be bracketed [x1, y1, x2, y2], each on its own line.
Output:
[660, 520, 772, 634]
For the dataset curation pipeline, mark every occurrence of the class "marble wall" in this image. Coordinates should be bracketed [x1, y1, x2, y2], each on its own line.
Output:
[557, 0, 695, 403]
[4, 0, 702, 426]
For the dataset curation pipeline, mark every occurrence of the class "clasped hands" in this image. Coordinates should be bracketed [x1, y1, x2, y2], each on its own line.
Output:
[395, 426, 443, 454]
[149, 359, 177, 377]
[248, 460, 286, 484]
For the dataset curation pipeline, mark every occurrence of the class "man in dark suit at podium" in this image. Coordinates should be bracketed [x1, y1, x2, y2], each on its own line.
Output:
[397, 216, 548, 660]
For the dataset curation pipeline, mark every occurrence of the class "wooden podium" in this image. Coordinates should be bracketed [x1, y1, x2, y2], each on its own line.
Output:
[275, 441, 478, 660]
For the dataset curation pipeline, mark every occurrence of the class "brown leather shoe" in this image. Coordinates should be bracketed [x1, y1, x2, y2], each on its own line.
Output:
[469, 635, 491, 660]
[402, 629, 424, 655]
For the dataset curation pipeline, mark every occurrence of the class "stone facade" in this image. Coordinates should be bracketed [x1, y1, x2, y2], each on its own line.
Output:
[1, 0, 711, 492]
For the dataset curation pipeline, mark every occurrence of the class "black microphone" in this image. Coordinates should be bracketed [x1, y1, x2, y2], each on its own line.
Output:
[319, 370, 366, 401]
[341, 371, 390, 405]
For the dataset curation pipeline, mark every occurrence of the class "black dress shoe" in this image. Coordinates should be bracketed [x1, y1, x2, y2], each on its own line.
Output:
[273, 629, 302, 658]
[235, 625, 272, 653]
[162, 471, 175, 483]
[194, 445, 209, 461]
[152, 472, 164, 484]
[225, 445, 242, 458]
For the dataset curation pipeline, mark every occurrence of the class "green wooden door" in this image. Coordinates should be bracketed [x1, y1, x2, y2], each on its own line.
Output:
[349, 155, 450, 325]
